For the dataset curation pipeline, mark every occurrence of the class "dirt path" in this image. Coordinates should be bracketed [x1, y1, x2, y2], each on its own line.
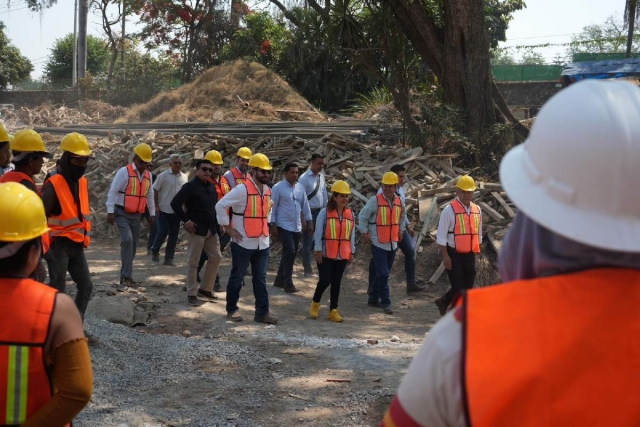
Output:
[76, 237, 443, 426]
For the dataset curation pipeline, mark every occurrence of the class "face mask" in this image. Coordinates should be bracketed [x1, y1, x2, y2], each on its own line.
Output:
[68, 163, 87, 180]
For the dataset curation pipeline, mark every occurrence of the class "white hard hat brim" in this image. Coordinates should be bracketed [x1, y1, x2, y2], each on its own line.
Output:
[500, 143, 640, 253]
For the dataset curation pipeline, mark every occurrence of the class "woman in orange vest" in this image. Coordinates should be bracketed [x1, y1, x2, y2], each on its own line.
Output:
[0, 182, 92, 426]
[380, 81, 640, 427]
[309, 181, 355, 322]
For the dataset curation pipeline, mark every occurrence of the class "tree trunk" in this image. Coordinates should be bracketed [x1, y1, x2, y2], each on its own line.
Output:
[627, 0, 637, 58]
[77, 0, 88, 79]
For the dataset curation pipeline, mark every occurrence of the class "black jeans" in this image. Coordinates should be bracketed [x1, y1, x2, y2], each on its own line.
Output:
[313, 258, 348, 309]
[273, 228, 300, 289]
[44, 238, 94, 319]
[442, 245, 476, 306]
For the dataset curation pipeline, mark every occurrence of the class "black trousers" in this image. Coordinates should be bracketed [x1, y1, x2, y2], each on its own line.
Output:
[442, 245, 476, 307]
[312, 258, 348, 310]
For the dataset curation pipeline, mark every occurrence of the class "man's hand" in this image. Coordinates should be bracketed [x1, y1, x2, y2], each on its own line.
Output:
[315, 251, 323, 265]
[363, 233, 371, 245]
[407, 227, 416, 238]
[184, 220, 196, 234]
[307, 222, 315, 235]
[443, 253, 453, 270]
[271, 225, 279, 239]
[107, 213, 115, 225]
[301, 218, 307, 232]
[148, 216, 155, 227]
[155, 207, 160, 217]
[225, 226, 243, 241]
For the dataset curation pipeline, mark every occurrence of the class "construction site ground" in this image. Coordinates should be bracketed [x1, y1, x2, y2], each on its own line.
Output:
[75, 236, 442, 427]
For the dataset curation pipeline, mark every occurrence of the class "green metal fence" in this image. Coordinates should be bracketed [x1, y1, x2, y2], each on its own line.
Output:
[493, 64, 564, 82]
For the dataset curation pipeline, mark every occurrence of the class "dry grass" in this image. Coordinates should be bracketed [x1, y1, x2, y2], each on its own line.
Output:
[118, 60, 319, 123]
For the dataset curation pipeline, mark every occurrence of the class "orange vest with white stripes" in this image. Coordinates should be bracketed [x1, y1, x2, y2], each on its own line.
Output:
[47, 175, 92, 248]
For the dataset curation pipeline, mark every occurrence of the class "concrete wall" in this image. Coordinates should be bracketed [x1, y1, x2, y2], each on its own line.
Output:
[0, 90, 80, 108]
[496, 81, 563, 109]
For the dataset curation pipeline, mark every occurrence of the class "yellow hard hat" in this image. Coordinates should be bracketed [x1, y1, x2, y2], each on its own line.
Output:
[0, 182, 49, 242]
[248, 153, 272, 171]
[0, 124, 10, 143]
[133, 143, 153, 163]
[456, 175, 476, 192]
[381, 171, 399, 185]
[330, 180, 351, 195]
[205, 150, 223, 165]
[237, 147, 252, 160]
[61, 132, 92, 157]
[12, 129, 51, 157]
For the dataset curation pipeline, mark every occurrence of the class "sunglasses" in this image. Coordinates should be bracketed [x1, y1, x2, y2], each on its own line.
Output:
[200, 167, 213, 172]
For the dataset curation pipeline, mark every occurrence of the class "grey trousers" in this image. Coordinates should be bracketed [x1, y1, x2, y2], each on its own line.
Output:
[115, 206, 142, 280]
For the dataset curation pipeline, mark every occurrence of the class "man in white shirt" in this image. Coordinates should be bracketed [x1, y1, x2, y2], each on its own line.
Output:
[215, 153, 278, 324]
[150, 154, 188, 266]
[298, 153, 328, 277]
[434, 175, 482, 315]
[106, 143, 156, 287]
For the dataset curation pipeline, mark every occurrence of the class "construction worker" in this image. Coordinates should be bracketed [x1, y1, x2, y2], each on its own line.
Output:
[380, 80, 640, 427]
[359, 172, 407, 314]
[299, 153, 326, 277]
[196, 150, 231, 291]
[0, 129, 52, 192]
[0, 124, 11, 176]
[106, 143, 156, 287]
[223, 146, 252, 188]
[270, 162, 312, 294]
[377, 164, 426, 294]
[433, 175, 482, 316]
[215, 153, 278, 324]
[41, 133, 94, 327]
[0, 182, 92, 425]
[309, 180, 355, 322]
[151, 154, 188, 265]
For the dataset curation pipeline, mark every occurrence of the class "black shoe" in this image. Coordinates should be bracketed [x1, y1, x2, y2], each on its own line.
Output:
[382, 306, 394, 315]
[273, 280, 285, 289]
[368, 301, 382, 308]
[284, 286, 299, 294]
[213, 283, 223, 292]
[407, 284, 427, 294]
[434, 298, 448, 316]
[254, 313, 279, 324]
[197, 289, 219, 300]
[152, 253, 160, 262]
[187, 296, 200, 306]
[163, 259, 175, 266]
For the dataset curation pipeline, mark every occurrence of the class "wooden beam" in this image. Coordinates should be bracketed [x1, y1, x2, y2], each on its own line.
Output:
[491, 192, 516, 217]
[478, 201, 505, 221]
[428, 262, 446, 285]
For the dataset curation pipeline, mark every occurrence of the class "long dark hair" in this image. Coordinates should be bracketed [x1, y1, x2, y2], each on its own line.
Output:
[327, 193, 338, 211]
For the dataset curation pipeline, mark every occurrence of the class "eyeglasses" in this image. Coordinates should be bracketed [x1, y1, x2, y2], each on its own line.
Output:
[200, 167, 213, 172]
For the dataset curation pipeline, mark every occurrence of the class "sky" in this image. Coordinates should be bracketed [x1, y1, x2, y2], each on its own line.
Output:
[0, 0, 626, 79]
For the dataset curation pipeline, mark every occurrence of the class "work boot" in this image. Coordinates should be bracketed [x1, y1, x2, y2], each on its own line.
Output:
[434, 297, 448, 317]
[151, 253, 160, 263]
[197, 289, 218, 300]
[254, 313, 279, 324]
[309, 301, 321, 319]
[227, 311, 243, 322]
[327, 309, 343, 323]
[284, 285, 299, 294]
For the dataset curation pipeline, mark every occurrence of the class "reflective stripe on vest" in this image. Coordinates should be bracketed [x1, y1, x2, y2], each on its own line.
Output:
[463, 268, 640, 427]
[0, 278, 57, 426]
[375, 193, 402, 244]
[242, 179, 271, 238]
[451, 199, 480, 254]
[47, 175, 92, 248]
[120, 164, 151, 214]
[210, 176, 231, 200]
[324, 208, 354, 260]
[231, 168, 246, 187]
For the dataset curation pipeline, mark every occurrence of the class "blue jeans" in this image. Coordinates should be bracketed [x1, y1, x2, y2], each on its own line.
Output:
[367, 245, 396, 308]
[152, 211, 181, 261]
[274, 228, 300, 289]
[301, 209, 321, 272]
[397, 230, 416, 287]
[226, 242, 270, 316]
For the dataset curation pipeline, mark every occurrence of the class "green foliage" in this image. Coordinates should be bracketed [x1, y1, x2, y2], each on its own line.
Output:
[491, 48, 516, 65]
[0, 23, 33, 88]
[484, 0, 526, 49]
[349, 87, 393, 113]
[44, 34, 109, 86]
[570, 15, 639, 55]
[521, 49, 544, 65]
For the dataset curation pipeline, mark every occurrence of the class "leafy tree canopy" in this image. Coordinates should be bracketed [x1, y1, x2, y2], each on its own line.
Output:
[44, 33, 109, 86]
[0, 22, 33, 88]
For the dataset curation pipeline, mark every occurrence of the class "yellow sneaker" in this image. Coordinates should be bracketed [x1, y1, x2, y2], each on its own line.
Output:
[327, 309, 343, 323]
[309, 301, 321, 319]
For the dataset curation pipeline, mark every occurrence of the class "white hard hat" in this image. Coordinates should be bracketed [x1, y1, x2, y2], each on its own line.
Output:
[500, 80, 640, 252]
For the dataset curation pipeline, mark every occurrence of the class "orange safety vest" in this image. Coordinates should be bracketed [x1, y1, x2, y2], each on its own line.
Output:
[0, 278, 63, 426]
[324, 208, 354, 260]
[450, 198, 480, 254]
[236, 179, 271, 238]
[463, 268, 640, 427]
[231, 167, 247, 187]
[47, 174, 91, 248]
[120, 164, 151, 214]
[0, 171, 37, 192]
[374, 193, 402, 244]
[210, 175, 231, 200]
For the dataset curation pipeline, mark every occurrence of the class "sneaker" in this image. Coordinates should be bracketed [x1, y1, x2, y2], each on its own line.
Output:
[309, 301, 321, 319]
[434, 297, 448, 316]
[197, 289, 218, 300]
[227, 311, 243, 322]
[151, 253, 160, 262]
[187, 296, 200, 306]
[382, 306, 394, 315]
[407, 284, 427, 294]
[254, 313, 279, 324]
[213, 283, 223, 292]
[304, 271, 318, 278]
[327, 309, 343, 322]
[121, 277, 142, 287]
[367, 301, 381, 308]
[284, 286, 299, 294]
[163, 259, 175, 266]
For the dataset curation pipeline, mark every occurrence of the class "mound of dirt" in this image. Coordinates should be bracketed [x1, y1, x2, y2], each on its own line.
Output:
[118, 60, 321, 123]
[79, 100, 127, 122]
